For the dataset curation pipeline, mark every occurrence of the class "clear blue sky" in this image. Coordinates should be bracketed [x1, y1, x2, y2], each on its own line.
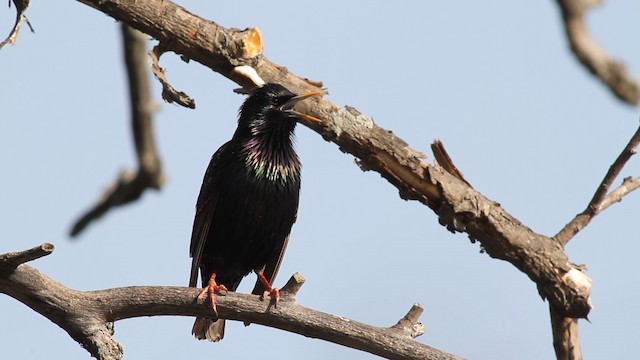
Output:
[1, 1, 639, 359]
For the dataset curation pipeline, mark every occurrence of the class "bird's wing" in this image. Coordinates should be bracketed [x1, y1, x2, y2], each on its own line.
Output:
[250, 211, 297, 296]
[188, 143, 228, 287]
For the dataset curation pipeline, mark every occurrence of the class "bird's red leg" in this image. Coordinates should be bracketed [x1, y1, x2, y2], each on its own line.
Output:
[257, 271, 280, 305]
[196, 273, 228, 316]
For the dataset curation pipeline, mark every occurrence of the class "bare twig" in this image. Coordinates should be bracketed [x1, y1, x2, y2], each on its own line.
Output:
[0, 244, 463, 360]
[0, 0, 34, 49]
[550, 123, 640, 360]
[149, 43, 196, 108]
[587, 125, 640, 213]
[0, 243, 54, 266]
[390, 303, 426, 339]
[554, 0, 640, 105]
[598, 176, 640, 211]
[70, 25, 164, 237]
[554, 123, 640, 245]
[278, 271, 305, 300]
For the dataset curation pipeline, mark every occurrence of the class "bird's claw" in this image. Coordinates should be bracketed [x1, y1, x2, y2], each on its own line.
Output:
[261, 287, 280, 307]
[197, 276, 228, 317]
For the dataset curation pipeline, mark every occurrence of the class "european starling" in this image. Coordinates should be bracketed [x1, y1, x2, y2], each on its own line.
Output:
[189, 83, 325, 342]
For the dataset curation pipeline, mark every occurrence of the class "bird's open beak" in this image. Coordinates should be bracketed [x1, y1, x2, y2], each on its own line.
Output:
[283, 90, 327, 123]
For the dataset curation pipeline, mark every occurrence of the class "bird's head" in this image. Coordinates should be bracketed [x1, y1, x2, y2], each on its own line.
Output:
[237, 83, 325, 134]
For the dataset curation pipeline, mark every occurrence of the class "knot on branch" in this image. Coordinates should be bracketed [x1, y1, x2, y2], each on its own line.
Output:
[389, 303, 426, 339]
[0, 243, 54, 267]
[279, 272, 305, 301]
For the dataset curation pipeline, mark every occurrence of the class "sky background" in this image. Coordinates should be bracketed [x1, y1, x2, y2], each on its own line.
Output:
[1, 1, 639, 359]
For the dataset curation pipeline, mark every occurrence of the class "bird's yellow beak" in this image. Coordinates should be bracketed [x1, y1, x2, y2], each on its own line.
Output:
[283, 89, 327, 123]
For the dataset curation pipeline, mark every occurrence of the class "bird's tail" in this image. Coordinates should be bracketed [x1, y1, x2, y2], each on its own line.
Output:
[192, 317, 225, 342]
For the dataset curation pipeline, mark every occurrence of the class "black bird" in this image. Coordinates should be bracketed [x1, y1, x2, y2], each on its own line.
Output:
[189, 83, 325, 342]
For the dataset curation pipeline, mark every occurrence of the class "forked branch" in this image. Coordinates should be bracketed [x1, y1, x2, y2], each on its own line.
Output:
[554, 123, 640, 245]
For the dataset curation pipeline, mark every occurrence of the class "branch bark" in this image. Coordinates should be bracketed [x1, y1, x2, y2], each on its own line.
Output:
[555, 0, 640, 106]
[554, 123, 640, 245]
[0, 244, 462, 360]
[550, 305, 582, 360]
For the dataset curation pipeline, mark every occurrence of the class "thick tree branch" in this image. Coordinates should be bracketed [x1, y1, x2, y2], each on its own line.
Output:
[555, 0, 640, 106]
[554, 123, 640, 245]
[0, 244, 462, 360]
[70, 24, 164, 237]
[550, 305, 582, 360]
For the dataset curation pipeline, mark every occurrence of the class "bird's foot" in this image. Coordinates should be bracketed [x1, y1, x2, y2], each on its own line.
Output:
[262, 287, 280, 304]
[257, 271, 280, 306]
[197, 274, 228, 317]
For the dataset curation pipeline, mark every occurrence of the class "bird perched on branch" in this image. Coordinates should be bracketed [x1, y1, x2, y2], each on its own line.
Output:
[189, 83, 325, 342]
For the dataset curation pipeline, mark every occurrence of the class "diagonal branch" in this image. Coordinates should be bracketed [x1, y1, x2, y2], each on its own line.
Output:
[0, 244, 463, 360]
[554, 0, 640, 106]
[554, 123, 640, 245]
[70, 24, 164, 237]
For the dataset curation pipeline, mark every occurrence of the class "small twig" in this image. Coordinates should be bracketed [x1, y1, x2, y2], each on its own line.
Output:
[554, 123, 640, 245]
[149, 43, 196, 108]
[587, 125, 640, 212]
[70, 25, 165, 237]
[598, 176, 640, 212]
[390, 303, 426, 339]
[555, 0, 640, 105]
[0, 0, 35, 49]
[0, 243, 54, 266]
[279, 272, 305, 299]
[550, 305, 582, 360]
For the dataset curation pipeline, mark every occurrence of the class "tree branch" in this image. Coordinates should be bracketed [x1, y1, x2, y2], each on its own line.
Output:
[0, 244, 462, 360]
[550, 305, 582, 360]
[69, 24, 164, 237]
[554, 0, 640, 105]
[554, 123, 640, 245]
[0, 242, 54, 266]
